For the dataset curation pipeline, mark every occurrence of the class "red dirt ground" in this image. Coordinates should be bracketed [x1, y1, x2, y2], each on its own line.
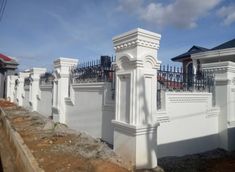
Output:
[0, 100, 15, 108]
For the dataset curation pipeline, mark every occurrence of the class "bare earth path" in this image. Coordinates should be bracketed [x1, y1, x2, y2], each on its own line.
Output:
[0, 101, 130, 172]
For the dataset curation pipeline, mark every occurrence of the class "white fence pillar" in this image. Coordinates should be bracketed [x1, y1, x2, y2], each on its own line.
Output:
[112, 28, 161, 169]
[6, 75, 18, 102]
[52, 58, 78, 123]
[16, 72, 30, 106]
[29, 68, 47, 111]
[202, 61, 235, 151]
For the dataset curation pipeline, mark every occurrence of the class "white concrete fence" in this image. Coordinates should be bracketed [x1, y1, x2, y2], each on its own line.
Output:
[6, 28, 235, 169]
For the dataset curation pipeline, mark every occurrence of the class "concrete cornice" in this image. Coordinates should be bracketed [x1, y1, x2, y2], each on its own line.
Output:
[54, 57, 78, 68]
[72, 82, 106, 90]
[192, 47, 235, 60]
[202, 61, 235, 73]
[113, 28, 161, 51]
[39, 85, 53, 89]
[30, 68, 47, 74]
[19, 72, 30, 78]
[112, 120, 159, 136]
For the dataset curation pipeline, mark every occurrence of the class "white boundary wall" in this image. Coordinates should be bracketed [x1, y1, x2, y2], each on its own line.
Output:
[22, 85, 30, 110]
[155, 92, 219, 158]
[65, 82, 114, 144]
[6, 28, 235, 170]
[37, 85, 53, 118]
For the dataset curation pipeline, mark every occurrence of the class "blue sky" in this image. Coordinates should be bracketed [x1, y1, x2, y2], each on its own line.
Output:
[0, 0, 235, 70]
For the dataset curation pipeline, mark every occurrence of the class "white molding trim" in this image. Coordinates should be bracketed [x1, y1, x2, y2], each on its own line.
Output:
[112, 120, 159, 136]
[192, 47, 235, 60]
[166, 92, 211, 103]
[40, 85, 53, 90]
[202, 61, 235, 73]
[64, 97, 74, 106]
[72, 82, 106, 90]
[205, 107, 220, 118]
[113, 28, 161, 52]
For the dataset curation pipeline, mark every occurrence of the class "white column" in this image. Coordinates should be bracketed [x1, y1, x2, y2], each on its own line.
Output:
[202, 61, 235, 151]
[112, 28, 161, 169]
[17, 72, 30, 106]
[192, 59, 197, 75]
[52, 58, 78, 123]
[29, 68, 47, 111]
[6, 75, 18, 102]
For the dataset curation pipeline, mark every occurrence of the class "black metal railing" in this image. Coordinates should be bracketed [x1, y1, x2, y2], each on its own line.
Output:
[157, 65, 215, 110]
[71, 56, 115, 83]
[40, 72, 54, 86]
[157, 65, 183, 91]
[157, 65, 215, 91]
[24, 77, 31, 86]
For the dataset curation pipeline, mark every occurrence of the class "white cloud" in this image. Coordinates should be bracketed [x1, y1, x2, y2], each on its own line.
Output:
[217, 4, 235, 25]
[118, 0, 221, 28]
[117, 0, 143, 12]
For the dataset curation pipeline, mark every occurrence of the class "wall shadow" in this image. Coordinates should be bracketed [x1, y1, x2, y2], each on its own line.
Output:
[228, 127, 235, 151]
[157, 134, 219, 158]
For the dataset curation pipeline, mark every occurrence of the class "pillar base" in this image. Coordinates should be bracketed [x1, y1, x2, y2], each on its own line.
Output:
[52, 107, 60, 122]
[112, 120, 159, 169]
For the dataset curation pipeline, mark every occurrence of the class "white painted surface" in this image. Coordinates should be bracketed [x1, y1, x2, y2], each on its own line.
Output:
[155, 92, 219, 157]
[15, 72, 30, 106]
[113, 121, 159, 169]
[6, 75, 17, 102]
[65, 82, 115, 144]
[29, 68, 47, 111]
[52, 58, 78, 123]
[23, 87, 30, 109]
[112, 28, 161, 169]
[202, 61, 235, 151]
[37, 85, 53, 117]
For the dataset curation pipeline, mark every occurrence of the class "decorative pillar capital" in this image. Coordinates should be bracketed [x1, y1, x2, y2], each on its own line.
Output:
[54, 57, 78, 76]
[30, 68, 47, 79]
[113, 28, 161, 63]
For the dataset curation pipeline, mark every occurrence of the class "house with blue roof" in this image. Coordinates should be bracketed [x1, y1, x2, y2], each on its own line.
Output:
[172, 38, 235, 81]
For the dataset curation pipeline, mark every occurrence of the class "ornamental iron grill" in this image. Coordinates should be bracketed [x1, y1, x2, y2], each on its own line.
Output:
[70, 56, 115, 84]
[24, 77, 31, 86]
[40, 72, 54, 86]
[157, 65, 215, 110]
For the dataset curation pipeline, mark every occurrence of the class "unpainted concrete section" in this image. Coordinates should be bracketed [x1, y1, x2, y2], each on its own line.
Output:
[0, 107, 44, 172]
